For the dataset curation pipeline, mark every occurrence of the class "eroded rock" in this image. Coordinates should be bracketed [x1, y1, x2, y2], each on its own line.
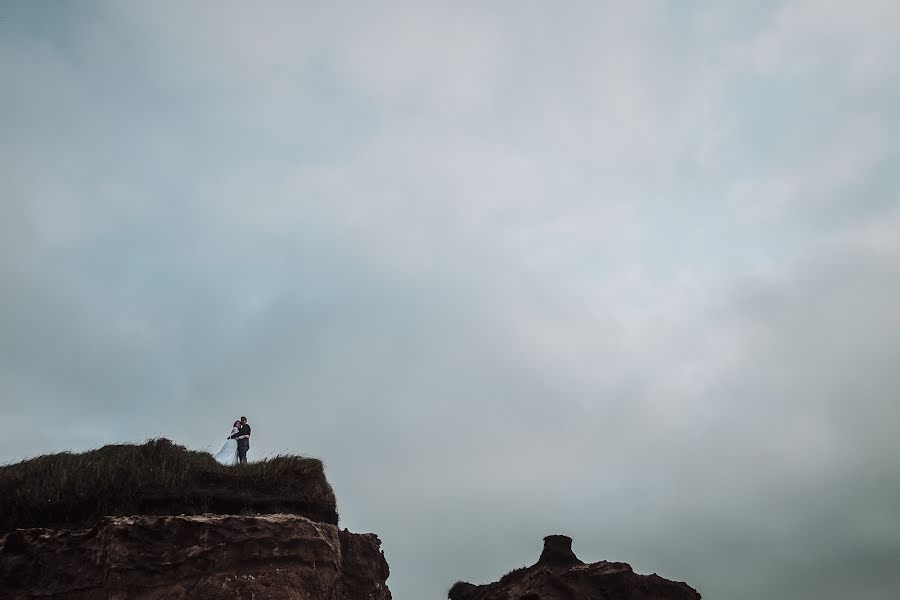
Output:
[0, 513, 391, 600]
[449, 535, 700, 600]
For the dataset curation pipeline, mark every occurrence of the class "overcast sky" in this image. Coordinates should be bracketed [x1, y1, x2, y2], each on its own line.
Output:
[2, 1, 899, 598]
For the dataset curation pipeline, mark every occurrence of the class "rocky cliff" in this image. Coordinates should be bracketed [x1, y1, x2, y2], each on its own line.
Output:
[448, 535, 700, 600]
[1, 514, 390, 600]
[0, 441, 390, 599]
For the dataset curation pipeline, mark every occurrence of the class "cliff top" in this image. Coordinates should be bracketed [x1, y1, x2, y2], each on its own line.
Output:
[0, 438, 338, 532]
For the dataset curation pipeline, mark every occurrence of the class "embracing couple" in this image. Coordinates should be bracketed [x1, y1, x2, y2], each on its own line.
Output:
[213, 416, 252, 466]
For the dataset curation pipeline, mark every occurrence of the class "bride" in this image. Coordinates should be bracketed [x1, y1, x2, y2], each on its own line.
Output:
[213, 420, 241, 466]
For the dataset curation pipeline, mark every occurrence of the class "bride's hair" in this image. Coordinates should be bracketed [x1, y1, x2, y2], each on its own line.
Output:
[233, 420, 241, 428]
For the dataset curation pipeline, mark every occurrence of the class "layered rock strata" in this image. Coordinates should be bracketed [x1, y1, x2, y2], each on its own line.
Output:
[0, 513, 390, 600]
[449, 534, 700, 600]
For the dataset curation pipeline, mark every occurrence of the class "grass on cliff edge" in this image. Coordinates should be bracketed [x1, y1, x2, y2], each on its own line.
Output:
[0, 438, 338, 532]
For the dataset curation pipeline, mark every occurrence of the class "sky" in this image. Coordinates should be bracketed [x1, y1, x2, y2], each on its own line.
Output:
[1, 1, 899, 598]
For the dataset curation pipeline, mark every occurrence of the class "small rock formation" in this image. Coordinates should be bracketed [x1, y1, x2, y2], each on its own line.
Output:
[1, 514, 390, 600]
[448, 535, 700, 600]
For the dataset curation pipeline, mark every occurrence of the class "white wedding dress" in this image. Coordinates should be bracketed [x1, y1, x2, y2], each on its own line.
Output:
[213, 427, 239, 466]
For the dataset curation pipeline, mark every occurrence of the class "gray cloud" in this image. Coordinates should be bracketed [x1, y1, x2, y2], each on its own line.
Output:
[1, 2, 899, 598]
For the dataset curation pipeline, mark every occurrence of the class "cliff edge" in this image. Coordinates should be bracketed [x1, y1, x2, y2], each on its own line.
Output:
[0, 438, 337, 532]
[1, 514, 389, 600]
[0, 440, 391, 599]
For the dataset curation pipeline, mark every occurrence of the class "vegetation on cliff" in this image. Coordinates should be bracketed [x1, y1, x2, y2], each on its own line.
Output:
[0, 438, 338, 532]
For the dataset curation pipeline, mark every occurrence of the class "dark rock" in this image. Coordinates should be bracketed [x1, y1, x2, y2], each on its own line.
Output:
[0, 514, 391, 600]
[449, 535, 700, 600]
[536, 535, 583, 567]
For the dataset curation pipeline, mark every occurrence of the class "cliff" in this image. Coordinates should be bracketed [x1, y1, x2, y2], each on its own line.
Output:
[449, 535, 700, 600]
[0, 440, 390, 599]
[1, 514, 390, 599]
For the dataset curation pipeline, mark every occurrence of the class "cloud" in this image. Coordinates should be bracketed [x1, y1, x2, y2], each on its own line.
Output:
[1, 2, 898, 599]
[746, 0, 900, 86]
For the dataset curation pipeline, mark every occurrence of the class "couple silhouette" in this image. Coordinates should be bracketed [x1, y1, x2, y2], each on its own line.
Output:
[213, 416, 251, 465]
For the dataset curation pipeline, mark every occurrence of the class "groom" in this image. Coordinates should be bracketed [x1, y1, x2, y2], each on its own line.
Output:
[232, 416, 251, 464]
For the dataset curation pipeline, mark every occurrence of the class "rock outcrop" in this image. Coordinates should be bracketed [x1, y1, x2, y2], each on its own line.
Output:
[0, 441, 391, 599]
[1, 514, 390, 600]
[449, 535, 700, 600]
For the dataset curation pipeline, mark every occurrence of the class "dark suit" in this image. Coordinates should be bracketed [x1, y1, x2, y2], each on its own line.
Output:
[236, 423, 251, 463]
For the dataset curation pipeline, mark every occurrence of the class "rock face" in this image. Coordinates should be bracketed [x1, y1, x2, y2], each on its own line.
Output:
[0, 514, 391, 600]
[449, 535, 700, 600]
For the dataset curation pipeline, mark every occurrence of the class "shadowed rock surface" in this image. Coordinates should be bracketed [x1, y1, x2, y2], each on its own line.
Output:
[0, 514, 391, 600]
[448, 535, 700, 600]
